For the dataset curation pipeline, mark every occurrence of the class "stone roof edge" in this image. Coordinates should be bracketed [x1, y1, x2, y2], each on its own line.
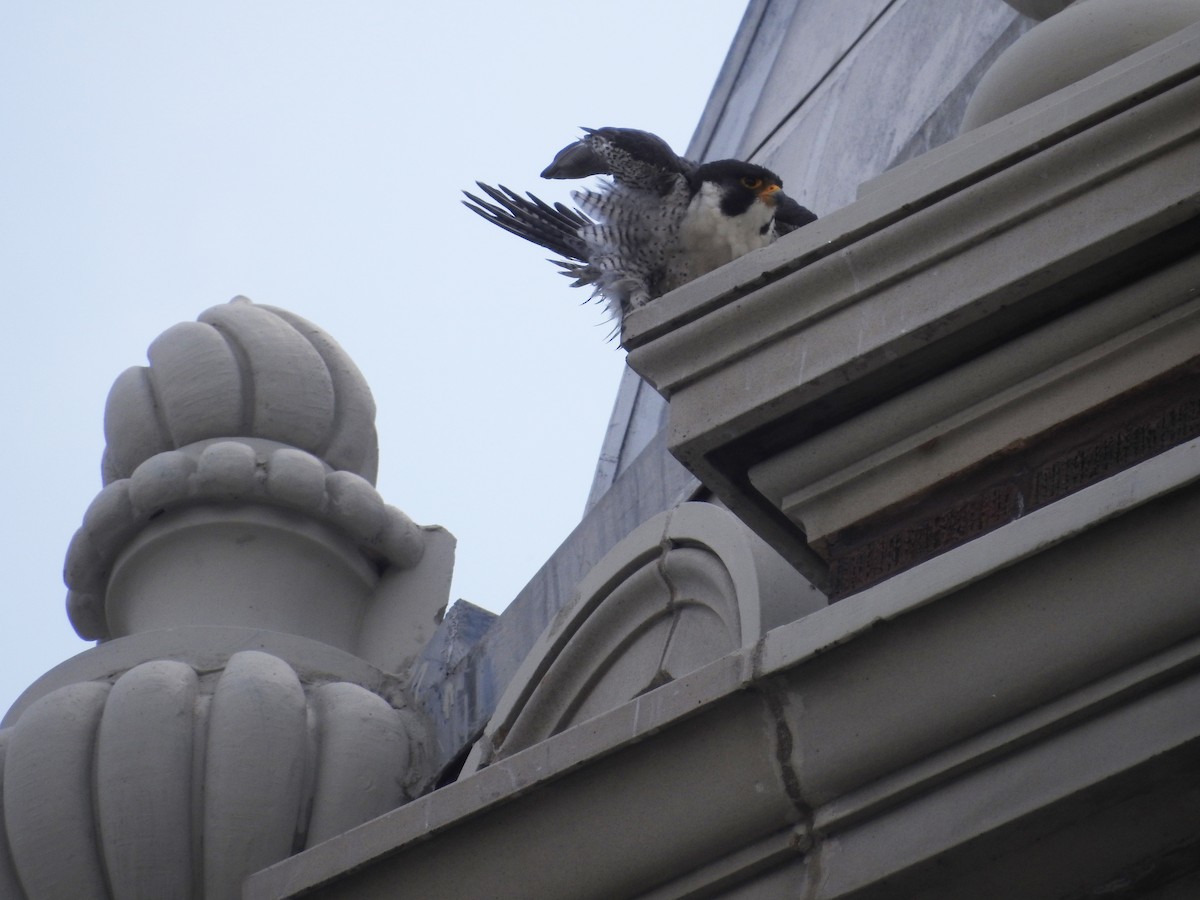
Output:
[245, 437, 1200, 898]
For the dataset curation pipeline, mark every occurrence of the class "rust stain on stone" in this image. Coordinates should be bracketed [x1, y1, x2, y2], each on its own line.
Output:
[825, 361, 1200, 599]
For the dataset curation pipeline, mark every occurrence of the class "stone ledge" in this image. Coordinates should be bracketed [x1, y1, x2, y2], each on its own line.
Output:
[244, 443, 1200, 898]
[623, 22, 1200, 592]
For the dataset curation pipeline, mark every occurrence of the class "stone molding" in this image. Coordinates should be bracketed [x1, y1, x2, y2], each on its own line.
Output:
[60, 298, 454, 675]
[463, 503, 824, 774]
[65, 439, 427, 642]
[622, 22, 1200, 595]
[409, 427, 698, 784]
[0, 650, 422, 899]
[245, 440, 1200, 898]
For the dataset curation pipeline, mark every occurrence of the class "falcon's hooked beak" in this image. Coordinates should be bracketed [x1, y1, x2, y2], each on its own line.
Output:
[758, 183, 783, 205]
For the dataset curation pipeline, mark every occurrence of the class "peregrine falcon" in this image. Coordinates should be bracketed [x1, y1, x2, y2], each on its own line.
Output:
[464, 127, 816, 323]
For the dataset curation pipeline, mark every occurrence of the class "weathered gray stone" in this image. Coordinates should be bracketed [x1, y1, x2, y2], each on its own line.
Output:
[246, 443, 1200, 898]
[464, 503, 824, 774]
[95, 660, 196, 899]
[242, 14, 1200, 897]
[10, 5, 1200, 898]
[4, 683, 111, 899]
[67, 434, 441, 645]
[1, 299, 449, 899]
[594, 0, 1036, 509]
[103, 298, 378, 484]
[964, 0, 1200, 128]
[416, 426, 697, 777]
[624, 21, 1200, 593]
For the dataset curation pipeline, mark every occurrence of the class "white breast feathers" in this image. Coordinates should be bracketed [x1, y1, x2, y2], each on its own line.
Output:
[677, 182, 776, 282]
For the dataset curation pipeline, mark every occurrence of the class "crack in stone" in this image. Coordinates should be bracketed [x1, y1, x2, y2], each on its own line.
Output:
[751, 639, 821, 893]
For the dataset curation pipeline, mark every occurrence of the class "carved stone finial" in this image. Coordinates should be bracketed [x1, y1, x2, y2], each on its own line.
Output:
[5, 298, 452, 897]
[102, 296, 379, 485]
[2, 652, 422, 898]
[62, 297, 450, 665]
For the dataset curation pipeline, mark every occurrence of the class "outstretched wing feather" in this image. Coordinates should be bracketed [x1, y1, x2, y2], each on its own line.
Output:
[463, 182, 593, 262]
[543, 126, 693, 194]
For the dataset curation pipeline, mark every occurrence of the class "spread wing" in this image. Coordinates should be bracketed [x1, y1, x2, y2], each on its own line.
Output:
[462, 182, 593, 264]
[541, 127, 694, 196]
[462, 183, 600, 289]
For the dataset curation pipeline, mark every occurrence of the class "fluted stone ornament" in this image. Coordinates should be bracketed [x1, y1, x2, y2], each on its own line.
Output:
[62, 298, 451, 674]
[2, 654, 417, 899]
[965, 0, 1200, 128]
[102, 297, 378, 483]
[2, 298, 453, 898]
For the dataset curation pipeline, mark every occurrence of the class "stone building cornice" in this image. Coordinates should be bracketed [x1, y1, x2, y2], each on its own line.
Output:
[623, 20, 1200, 597]
[247, 439, 1200, 898]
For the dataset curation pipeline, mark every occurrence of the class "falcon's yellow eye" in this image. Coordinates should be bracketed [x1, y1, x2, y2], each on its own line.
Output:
[740, 176, 763, 190]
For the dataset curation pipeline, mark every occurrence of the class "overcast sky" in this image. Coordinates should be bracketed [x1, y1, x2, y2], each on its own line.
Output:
[0, 3, 750, 718]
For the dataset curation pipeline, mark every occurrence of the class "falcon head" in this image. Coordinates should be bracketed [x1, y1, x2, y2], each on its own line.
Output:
[676, 160, 815, 278]
[690, 160, 787, 218]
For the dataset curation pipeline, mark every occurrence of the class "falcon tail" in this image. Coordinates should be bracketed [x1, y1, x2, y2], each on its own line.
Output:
[463, 183, 595, 270]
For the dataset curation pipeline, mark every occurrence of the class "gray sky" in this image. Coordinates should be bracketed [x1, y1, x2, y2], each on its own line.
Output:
[0, 2, 748, 718]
